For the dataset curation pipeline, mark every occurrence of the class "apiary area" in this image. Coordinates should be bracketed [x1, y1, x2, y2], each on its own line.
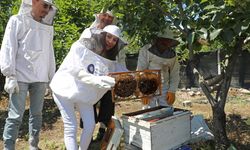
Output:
[122, 106, 191, 150]
[101, 70, 192, 150]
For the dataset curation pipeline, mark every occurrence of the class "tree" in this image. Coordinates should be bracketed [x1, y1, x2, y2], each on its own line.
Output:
[195, 1, 249, 149]
[97, 0, 250, 149]
[0, 1, 249, 148]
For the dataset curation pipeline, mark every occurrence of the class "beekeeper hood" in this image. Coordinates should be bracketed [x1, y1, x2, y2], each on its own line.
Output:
[157, 27, 180, 47]
[80, 25, 127, 60]
[102, 25, 127, 60]
[18, 0, 57, 25]
[90, 7, 117, 28]
[103, 25, 126, 47]
[100, 25, 127, 51]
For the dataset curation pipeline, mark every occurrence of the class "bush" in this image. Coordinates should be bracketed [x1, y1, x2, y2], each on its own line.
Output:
[53, 0, 104, 66]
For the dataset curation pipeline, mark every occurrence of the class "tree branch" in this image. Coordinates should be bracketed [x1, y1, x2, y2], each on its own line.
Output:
[150, 0, 187, 35]
[200, 82, 216, 106]
[219, 36, 245, 109]
[205, 74, 224, 86]
[193, 67, 216, 106]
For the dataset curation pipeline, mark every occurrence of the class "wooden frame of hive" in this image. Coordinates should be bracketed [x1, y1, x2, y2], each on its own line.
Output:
[109, 69, 162, 102]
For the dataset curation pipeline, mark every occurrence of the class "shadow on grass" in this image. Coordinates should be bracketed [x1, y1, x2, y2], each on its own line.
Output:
[191, 114, 250, 150]
[0, 97, 61, 141]
[226, 114, 250, 150]
[0, 109, 8, 140]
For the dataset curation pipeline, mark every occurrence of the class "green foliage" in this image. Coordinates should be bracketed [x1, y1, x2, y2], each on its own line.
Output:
[0, 0, 16, 45]
[1, 0, 249, 66]
[243, 41, 250, 51]
[227, 144, 237, 150]
[200, 1, 250, 45]
[98, 0, 250, 60]
[176, 46, 189, 63]
[97, 0, 169, 48]
[53, 0, 103, 66]
[105, 0, 250, 70]
[202, 40, 223, 52]
[12, 0, 21, 14]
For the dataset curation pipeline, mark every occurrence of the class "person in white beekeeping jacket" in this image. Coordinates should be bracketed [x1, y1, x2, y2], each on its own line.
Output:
[79, 8, 116, 39]
[137, 27, 180, 109]
[79, 8, 127, 142]
[49, 25, 127, 150]
[0, 0, 57, 149]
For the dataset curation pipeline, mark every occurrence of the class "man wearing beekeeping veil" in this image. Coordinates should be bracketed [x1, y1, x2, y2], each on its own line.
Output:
[0, 0, 57, 149]
[137, 27, 180, 109]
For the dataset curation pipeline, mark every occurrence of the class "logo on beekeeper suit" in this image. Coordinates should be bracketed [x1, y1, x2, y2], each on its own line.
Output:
[87, 64, 95, 74]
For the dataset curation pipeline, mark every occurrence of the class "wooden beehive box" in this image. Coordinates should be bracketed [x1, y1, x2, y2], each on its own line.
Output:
[101, 117, 124, 150]
[109, 69, 161, 102]
[121, 106, 191, 150]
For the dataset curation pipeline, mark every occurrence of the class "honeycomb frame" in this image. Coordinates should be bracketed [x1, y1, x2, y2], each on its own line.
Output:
[109, 69, 162, 102]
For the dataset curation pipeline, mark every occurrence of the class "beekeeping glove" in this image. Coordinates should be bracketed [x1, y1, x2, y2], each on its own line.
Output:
[141, 97, 150, 105]
[4, 76, 19, 94]
[166, 92, 175, 105]
[78, 70, 115, 89]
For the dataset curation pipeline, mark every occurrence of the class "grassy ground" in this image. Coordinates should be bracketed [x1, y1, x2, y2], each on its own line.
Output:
[0, 87, 250, 150]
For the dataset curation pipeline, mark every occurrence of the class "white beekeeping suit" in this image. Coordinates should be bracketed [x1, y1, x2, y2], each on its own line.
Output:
[137, 44, 180, 93]
[50, 25, 127, 105]
[18, 0, 57, 25]
[80, 9, 117, 39]
[79, 9, 127, 72]
[49, 25, 126, 150]
[77, 9, 128, 140]
[0, 0, 57, 86]
[0, 0, 57, 149]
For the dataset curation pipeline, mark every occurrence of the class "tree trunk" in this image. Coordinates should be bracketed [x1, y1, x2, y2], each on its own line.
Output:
[199, 36, 245, 149]
[212, 105, 229, 149]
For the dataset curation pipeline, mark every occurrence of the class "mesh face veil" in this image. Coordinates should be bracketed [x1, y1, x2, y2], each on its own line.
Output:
[90, 9, 117, 28]
[18, 0, 57, 25]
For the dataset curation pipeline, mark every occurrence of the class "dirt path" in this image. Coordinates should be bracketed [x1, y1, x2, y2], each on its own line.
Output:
[0, 88, 250, 149]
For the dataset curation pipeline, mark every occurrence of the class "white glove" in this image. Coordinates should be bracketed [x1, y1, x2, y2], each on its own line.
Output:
[98, 76, 115, 89]
[78, 70, 115, 89]
[4, 76, 19, 94]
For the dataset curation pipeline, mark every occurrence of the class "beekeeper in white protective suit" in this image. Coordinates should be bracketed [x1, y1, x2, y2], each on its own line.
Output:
[79, 8, 126, 65]
[0, 0, 57, 149]
[78, 8, 127, 142]
[80, 8, 116, 37]
[50, 25, 127, 150]
[137, 27, 180, 109]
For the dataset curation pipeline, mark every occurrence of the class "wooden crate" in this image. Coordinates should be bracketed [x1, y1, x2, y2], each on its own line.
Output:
[101, 117, 124, 150]
[121, 106, 191, 150]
